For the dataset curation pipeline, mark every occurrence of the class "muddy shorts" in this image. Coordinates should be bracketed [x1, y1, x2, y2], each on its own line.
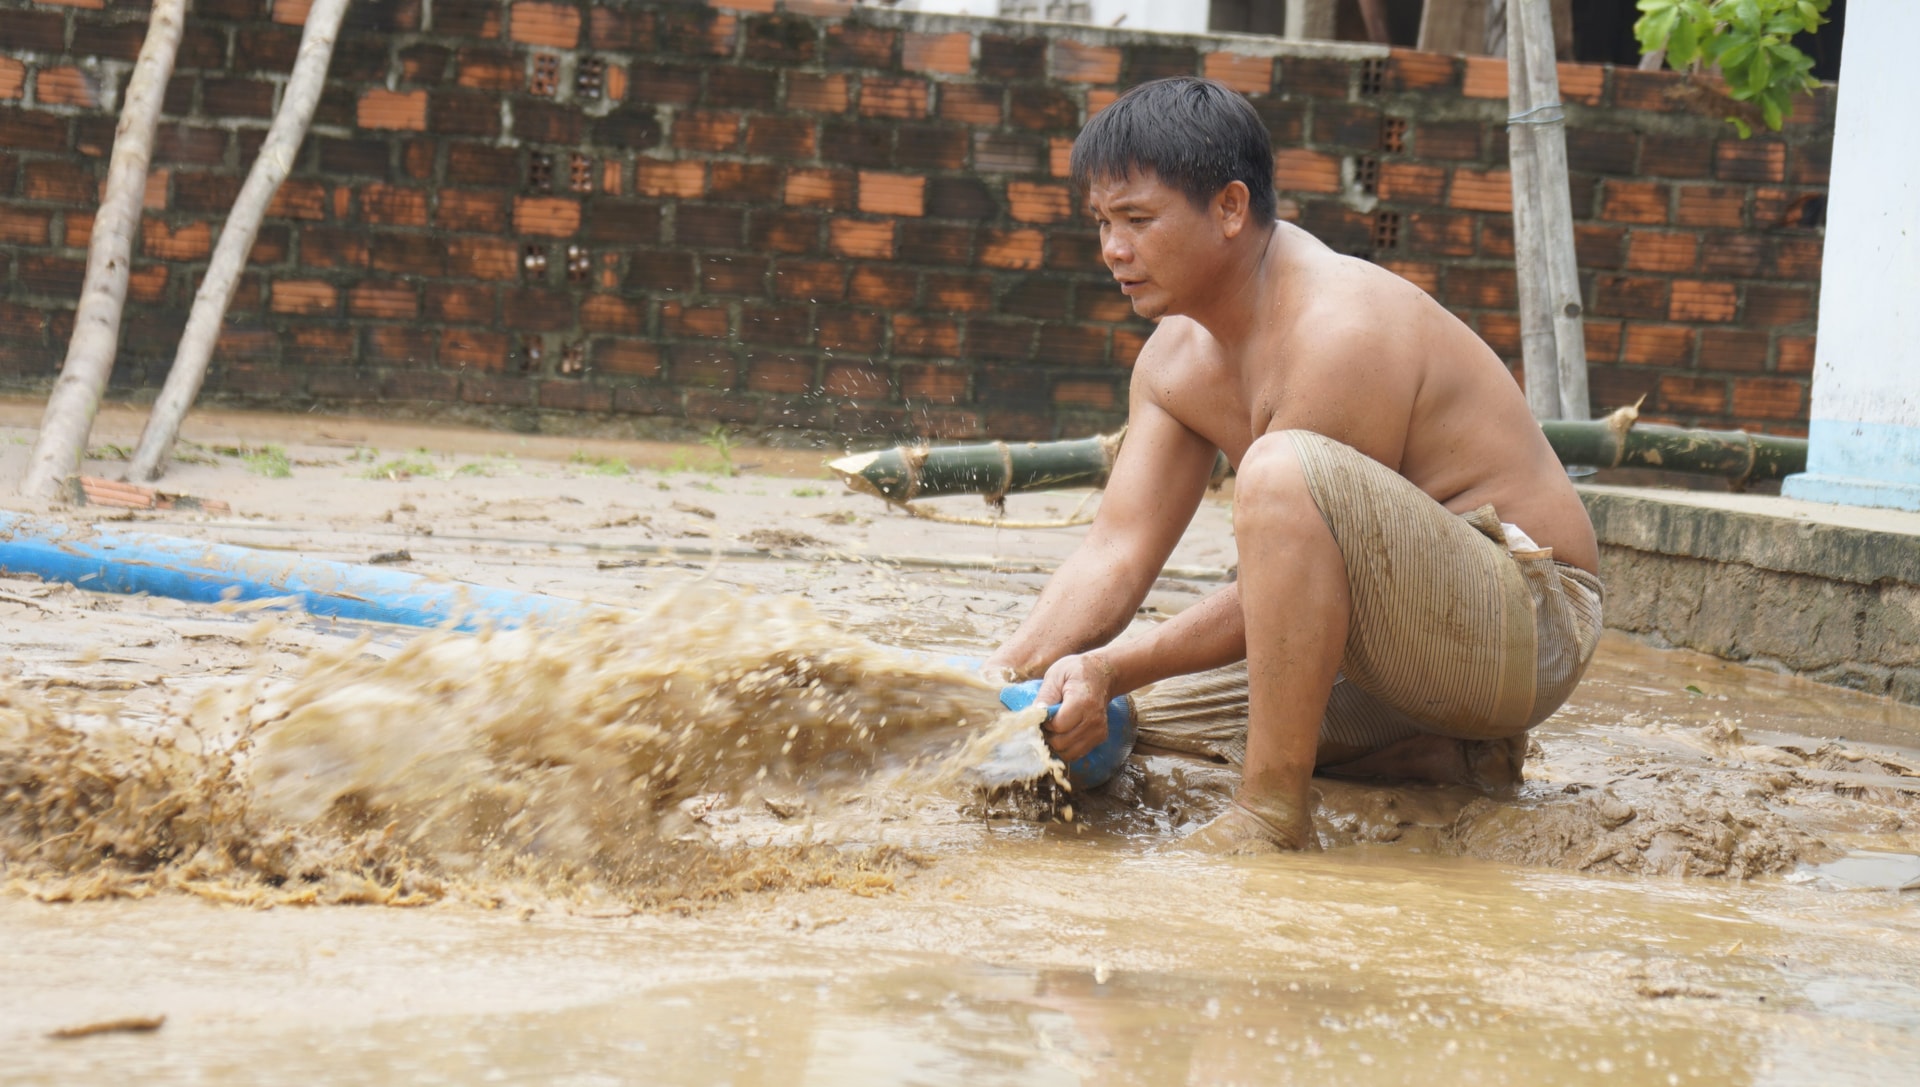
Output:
[1135, 430, 1605, 765]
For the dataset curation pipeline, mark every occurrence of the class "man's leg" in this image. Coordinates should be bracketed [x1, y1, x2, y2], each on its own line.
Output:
[1184, 432, 1348, 854]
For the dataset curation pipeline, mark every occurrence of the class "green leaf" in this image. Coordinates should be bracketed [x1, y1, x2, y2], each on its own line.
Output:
[1748, 47, 1773, 96]
[1761, 94, 1784, 130]
[1668, 16, 1702, 68]
[1685, 684, 1705, 695]
[1727, 116, 1753, 139]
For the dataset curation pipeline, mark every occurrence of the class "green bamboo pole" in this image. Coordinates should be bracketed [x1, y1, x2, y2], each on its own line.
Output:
[829, 407, 1808, 503]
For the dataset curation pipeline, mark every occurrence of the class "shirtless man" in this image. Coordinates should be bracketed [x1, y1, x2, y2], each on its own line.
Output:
[982, 77, 1604, 853]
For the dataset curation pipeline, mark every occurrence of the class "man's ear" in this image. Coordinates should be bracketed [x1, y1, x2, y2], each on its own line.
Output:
[1216, 180, 1251, 240]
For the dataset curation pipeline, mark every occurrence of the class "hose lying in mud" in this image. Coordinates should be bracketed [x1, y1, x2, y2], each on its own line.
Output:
[0, 510, 590, 632]
[829, 404, 1811, 504]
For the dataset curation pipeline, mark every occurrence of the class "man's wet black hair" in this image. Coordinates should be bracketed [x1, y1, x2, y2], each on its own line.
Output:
[1069, 76, 1276, 223]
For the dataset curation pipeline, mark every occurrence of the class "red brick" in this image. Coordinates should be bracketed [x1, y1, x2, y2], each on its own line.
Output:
[35, 67, 99, 109]
[426, 283, 495, 324]
[1732, 377, 1805, 420]
[1698, 234, 1769, 278]
[510, 1, 582, 48]
[435, 189, 507, 231]
[859, 76, 927, 119]
[1388, 50, 1455, 92]
[271, 279, 337, 316]
[824, 361, 889, 399]
[1657, 375, 1727, 415]
[848, 266, 914, 308]
[746, 116, 816, 158]
[1052, 41, 1120, 84]
[359, 184, 428, 227]
[581, 294, 644, 335]
[442, 329, 511, 371]
[817, 309, 883, 352]
[748, 354, 817, 395]
[1696, 328, 1769, 372]
[1462, 56, 1506, 99]
[1714, 139, 1785, 183]
[142, 219, 213, 261]
[596, 339, 661, 377]
[456, 48, 521, 91]
[0, 58, 23, 101]
[0, 205, 51, 246]
[266, 179, 329, 221]
[1592, 275, 1669, 318]
[829, 219, 894, 259]
[900, 364, 967, 403]
[893, 314, 959, 357]
[447, 236, 520, 280]
[1673, 186, 1745, 228]
[772, 259, 846, 301]
[826, 23, 896, 68]
[512, 196, 579, 237]
[1203, 52, 1271, 95]
[1668, 280, 1737, 322]
[1378, 162, 1445, 203]
[349, 281, 418, 320]
[938, 83, 1001, 125]
[1622, 325, 1694, 367]
[904, 31, 971, 75]
[980, 228, 1044, 271]
[923, 271, 992, 314]
[1448, 168, 1511, 212]
[788, 72, 848, 113]
[1267, 148, 1344, 195]
[1599, 180, 1668, 224]
[1006, 181, 1072, 225]
[1744, 285, 1813, 327]
[1776, 336, 1815, 374]
[358, 89, 427, 131]
[709, 161, 782, 202]
[858, 171, 925, 217]
[1557, 63, 1606, 105]
[23, 161, 97, 206]
[1625, 231, 1697, 273]
[636, 160, 705, 199]
[672, 110, 741, 152]
[784, 168, 853, 209]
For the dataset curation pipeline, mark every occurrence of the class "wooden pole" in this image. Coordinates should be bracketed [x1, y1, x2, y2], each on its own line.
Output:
[126, 0, 349, 483]
[19, 0, 186, 500]
[1505, 0, 1590, 421]
[1418, 0, 1493, 55]
[1285, 0, 1338, 41]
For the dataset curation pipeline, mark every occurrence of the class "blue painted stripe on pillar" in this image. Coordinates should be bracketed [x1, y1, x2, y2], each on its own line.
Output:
[1803, 418, 1920, 488]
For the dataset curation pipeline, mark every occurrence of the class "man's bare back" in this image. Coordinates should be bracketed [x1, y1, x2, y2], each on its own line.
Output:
[1137, 222, 1597, 575]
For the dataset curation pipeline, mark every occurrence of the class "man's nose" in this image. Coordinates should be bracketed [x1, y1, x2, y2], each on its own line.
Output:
[1102, 230, 1132, 267]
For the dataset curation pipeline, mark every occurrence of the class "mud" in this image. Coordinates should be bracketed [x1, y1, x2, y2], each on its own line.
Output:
[2, 406, 1919, 1082]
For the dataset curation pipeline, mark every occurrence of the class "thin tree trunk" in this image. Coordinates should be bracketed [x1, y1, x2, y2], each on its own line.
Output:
[18, 0, 186, 501]
[1285, 0, 1338, 41]
[127, 0, 349, 482]
[1356, 0, 1394, 43]
[1418, 0, 1493, 55]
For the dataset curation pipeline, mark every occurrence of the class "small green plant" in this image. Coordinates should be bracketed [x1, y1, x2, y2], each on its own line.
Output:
[700, 425, 738, 477]
[347, 446, 380, 463]
[1635, 0, 1829, 136]
[359, 449, 439, 481]
[242, 444, 293, 479]
[790, 485, 827, 498]
[85, 443, 131, 460]
[568, 450, 631, 477]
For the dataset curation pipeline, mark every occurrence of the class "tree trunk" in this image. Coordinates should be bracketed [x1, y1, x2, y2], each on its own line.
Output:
[1285, 0, 1338, 40]
[18, 0, 186, 501]
[1418, 0, 1493, 55]
[126, 0, 349, 483]
[1356, 0, 1394, 43]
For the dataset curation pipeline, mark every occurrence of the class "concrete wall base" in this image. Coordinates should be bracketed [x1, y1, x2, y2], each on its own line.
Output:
[1583, 485, 1920, 705]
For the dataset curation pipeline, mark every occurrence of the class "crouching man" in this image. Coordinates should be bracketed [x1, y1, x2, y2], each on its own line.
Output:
[981, 77, 1604, 853]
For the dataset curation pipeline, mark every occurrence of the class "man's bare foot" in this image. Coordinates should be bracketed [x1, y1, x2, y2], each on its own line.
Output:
[1318, 732, 1529, 794]
[1179, 800, 1313, 854]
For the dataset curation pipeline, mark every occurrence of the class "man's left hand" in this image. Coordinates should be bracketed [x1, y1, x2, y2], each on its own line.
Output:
[1035, 652, 1117, 762]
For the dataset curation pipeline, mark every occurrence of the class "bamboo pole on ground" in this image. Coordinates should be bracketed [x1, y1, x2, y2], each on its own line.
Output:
[126, 0, 350, 483]
[829, 409, 1808, 505]
[1505, 0, 1590, 423]
[18, 0, 186, 501]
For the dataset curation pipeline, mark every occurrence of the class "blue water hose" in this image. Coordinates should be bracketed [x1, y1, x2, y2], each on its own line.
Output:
[0, 511, 589, 632]
[0, 511, 1135, 788]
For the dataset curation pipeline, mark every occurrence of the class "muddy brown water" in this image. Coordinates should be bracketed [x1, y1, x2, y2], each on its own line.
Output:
[3, 421, 1919, 1083]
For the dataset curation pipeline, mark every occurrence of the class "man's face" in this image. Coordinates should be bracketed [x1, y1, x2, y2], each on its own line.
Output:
[1085, 170, 1219, 320]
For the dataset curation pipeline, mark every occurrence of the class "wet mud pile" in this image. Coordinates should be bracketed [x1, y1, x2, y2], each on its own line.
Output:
[1101, 716, 1920, 877]
[0, 587, 1025, 909]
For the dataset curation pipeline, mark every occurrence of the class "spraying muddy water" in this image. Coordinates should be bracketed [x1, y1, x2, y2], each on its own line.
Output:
[2, 416, 1918, 1082]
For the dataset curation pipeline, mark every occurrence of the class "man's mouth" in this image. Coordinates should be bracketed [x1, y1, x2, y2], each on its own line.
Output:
[1116, 277, 1146, 295]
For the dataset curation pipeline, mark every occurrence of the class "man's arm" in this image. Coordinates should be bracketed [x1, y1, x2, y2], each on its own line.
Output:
[983, 374, 1218, 684]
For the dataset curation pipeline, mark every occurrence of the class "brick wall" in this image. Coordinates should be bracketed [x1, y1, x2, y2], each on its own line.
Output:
[0, 0, 1833, 441]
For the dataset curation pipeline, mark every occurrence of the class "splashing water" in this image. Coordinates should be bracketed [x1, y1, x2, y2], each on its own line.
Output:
[0, 586, 1052, 910]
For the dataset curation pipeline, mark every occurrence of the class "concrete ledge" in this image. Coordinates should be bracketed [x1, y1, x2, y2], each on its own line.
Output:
[1581, 485, 1920, 704]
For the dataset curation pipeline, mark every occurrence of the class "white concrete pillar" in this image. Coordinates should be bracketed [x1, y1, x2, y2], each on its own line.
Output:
[1782, 0, 1920, 511]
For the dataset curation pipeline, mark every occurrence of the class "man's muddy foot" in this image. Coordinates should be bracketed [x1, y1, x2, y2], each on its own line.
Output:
[1178, 801, 1312, 855]
[1319, 733, 1529, 795]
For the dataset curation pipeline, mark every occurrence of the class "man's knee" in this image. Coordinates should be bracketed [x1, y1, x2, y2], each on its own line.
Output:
[1234, 431, 1322, 530]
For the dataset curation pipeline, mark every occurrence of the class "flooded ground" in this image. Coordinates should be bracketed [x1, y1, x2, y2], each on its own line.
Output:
[2, 405, 1918, 1083]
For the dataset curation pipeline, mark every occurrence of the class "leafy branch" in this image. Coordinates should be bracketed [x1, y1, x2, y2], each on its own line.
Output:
[1634, 0, 1830, 136]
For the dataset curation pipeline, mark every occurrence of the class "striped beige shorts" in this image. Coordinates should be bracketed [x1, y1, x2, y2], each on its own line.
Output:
[1136, 430, 1605, 765]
